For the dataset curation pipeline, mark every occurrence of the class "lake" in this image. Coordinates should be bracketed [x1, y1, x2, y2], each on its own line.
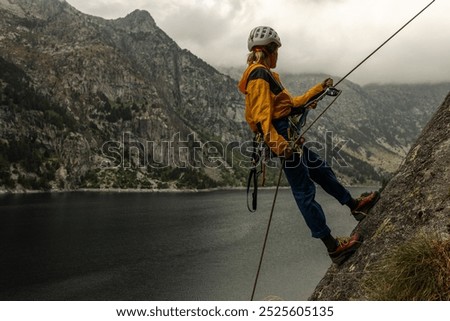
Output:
[0, 187, 371, 301]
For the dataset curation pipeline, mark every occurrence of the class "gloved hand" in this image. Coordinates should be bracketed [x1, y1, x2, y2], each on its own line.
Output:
[296, 136, 306, 146]
[322, 78, 333, 88]
[283, 136, 305, 159]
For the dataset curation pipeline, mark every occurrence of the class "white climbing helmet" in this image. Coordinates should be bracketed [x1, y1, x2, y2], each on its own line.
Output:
[247, 26, 281, 52]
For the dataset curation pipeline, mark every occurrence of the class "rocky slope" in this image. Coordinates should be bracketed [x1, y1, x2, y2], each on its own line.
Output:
[309, 91, 450, 300]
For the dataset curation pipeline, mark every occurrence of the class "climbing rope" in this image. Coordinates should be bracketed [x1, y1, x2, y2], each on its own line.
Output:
[250, 158, 285, 301]
[290, 87, 342, 140]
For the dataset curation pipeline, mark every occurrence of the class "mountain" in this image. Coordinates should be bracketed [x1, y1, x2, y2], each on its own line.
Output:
[0, 0, 248, 191]
[0, 0, 449, 192]
[309, 91, 450, 300]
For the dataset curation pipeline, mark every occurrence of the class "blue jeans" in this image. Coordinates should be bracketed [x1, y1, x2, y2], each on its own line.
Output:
[272, 118, 352, 238]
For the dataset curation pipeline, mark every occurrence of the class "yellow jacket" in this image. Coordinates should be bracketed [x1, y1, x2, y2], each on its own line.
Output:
[238, 63, 326, 156]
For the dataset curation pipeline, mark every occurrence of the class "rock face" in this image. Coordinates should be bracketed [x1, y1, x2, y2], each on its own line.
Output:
[309, 92, 450, 300]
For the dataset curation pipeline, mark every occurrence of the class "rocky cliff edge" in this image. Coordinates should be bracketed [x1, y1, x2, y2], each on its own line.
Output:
[310, 92, 450, 300]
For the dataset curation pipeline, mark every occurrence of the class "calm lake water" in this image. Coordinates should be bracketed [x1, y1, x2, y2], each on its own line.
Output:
[0, 187, 370, 301]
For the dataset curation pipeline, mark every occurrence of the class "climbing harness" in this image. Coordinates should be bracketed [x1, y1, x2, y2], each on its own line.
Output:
[246, 86, 341, 214]
[249, 0, 435, 300]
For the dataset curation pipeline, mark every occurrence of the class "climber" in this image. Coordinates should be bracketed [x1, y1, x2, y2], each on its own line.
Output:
[238, 26, 380, 265]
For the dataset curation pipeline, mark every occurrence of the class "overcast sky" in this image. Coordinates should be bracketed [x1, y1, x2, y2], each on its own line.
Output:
[66, 0, 449, 85]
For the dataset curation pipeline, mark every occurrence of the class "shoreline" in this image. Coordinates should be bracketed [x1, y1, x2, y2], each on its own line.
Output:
[0, 185, 380, 195]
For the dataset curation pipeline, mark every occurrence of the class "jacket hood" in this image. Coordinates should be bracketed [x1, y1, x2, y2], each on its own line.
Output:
[238, 63, 268, 94]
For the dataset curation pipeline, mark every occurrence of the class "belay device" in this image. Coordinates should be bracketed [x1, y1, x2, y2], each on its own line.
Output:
[288, 86, 342, 148]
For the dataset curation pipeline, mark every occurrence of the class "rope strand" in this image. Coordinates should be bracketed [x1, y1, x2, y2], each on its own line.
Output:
[250, 158, 285, 301]
[334, 0, 435, 88]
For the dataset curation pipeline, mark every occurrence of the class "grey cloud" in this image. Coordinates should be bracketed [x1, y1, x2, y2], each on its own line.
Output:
[66, 0, 450, 84]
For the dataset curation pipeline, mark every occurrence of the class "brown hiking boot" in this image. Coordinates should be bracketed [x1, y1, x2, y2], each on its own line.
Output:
[328, 233, 363, 265]
[352, 191, 380, 221]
